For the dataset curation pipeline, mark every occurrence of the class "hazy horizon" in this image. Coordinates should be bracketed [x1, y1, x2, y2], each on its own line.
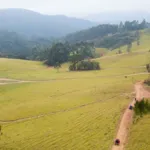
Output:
[0, 0, 150, 17]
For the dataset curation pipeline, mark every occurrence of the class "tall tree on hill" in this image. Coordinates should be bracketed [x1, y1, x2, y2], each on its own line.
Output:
[118, 21, 124, 32]
[135, 31, 140, 46]
[127, 42, 132, 53]
[69, 42, 95, 64]
[140, 19, 147, 29]
[54, 62, 61, 72]
[45, 42, 71, 66]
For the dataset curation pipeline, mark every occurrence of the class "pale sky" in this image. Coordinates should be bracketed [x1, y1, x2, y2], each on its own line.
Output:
[0, 0, 150, 17]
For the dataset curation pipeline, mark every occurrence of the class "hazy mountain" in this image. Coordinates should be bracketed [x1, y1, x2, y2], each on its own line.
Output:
[0, 8, 96, 37]
[85, 11, 150, 24]
[0, 30, 54, 59]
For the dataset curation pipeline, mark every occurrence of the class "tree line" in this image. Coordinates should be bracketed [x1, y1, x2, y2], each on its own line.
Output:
[32, 42, 100, 71]
[65, 20, 148, 49]
[0, 30, 54, 59]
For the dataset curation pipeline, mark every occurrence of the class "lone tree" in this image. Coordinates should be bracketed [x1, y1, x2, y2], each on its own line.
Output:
[69, 42, 95, 68]
[45, 42, 70, 66]
[135, 31, 140, 46]
[118, 48, 122, 54]
[54, 62, 61, 72]
[127, 42, 132, 53]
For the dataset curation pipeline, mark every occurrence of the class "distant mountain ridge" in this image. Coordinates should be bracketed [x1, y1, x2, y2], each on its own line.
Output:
[0, 8, 96, 37]
[85, 11, 150, 24]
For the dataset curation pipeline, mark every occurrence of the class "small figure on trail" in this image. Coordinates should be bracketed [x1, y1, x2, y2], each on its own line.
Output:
[129, 105, 133, 110]
[135, 98, 137, 102]
[115, 139, 120, 145]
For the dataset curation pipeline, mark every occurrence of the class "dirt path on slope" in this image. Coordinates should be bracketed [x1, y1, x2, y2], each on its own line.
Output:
[112, 82, 150, 150]
[0, 78, 35, 85]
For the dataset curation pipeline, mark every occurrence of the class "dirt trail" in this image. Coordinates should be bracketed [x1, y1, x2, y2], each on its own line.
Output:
[112, 82, 150, 150]
[0, 78, 36, 85]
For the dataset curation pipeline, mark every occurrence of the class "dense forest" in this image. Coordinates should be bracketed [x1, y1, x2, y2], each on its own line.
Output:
[0, 30, 54, 59]
[65, 20, 148, 48]
[32, 42, 99, 71]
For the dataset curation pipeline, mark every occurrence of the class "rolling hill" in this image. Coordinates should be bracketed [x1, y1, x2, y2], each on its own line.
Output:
[0, 8, 96, 37]
[1, 15, 150, 150]
[0, 30, 54, 59]
[0, 45, 149, 149]
[65, 20, 148, 50]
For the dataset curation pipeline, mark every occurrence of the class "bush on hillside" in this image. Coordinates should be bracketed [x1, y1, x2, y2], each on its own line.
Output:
[144, 79, 150, 86]
[69, 61, 100, 71]
[118, 50, 122, 54]
[146, 64, 150, 72]
[134, 99, 150, 116]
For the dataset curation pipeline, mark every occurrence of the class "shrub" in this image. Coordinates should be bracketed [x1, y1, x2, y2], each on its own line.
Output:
[144, 79, 150, 86]
[69, 64, 76, 71]
[134, 99, 150, 116]
[118, 50, 122, 54]
[69, 61, 100, 71]
[146, 64, 150, 72]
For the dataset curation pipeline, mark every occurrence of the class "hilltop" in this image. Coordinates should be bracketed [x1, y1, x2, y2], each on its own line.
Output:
[65, 20, 148, 50]
[0, 8, 96, 37]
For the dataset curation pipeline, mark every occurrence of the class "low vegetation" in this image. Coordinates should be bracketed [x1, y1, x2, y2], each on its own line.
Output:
[146, 64, 150, 72]
[127, 99, 150, 150]
[69, 60, 100, 71]
[134, 99, 150, 116]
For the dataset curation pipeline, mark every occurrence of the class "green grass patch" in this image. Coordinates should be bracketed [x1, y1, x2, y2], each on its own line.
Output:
[106, 29, 150, 56]
[126, 114, 150, 150]
[0, 44, 150, 149]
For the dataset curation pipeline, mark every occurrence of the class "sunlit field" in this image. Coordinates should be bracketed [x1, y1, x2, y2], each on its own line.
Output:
[126, 114, 150, 150]
[0, 50, 148, 81]
[0, 40, 150, 149]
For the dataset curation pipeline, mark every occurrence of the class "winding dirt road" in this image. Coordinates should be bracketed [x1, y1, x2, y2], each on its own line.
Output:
[0, 78, 33, 85]
[112, 82, 150, 150]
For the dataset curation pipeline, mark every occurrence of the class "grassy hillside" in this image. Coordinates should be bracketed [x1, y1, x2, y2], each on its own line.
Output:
[107, 29, 150, 55]
[0, 50, 148, 80]
[0, 44, 150, 149]
[126, 114, 150, 150]
[95, 48, 108, 57]
[0, 77, 134, 150]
